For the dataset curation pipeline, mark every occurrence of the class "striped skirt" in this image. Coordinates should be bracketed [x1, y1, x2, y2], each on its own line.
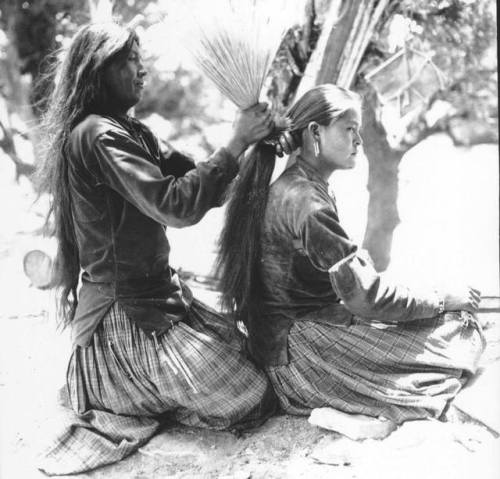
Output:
[39, 300, 275, 476]
[266, 312, 485, 424]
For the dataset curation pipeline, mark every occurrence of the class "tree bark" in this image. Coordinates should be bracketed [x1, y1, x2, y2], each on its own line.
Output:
[267, 0, 322, 110]
[0, 119, 36, 179]
[295, 0, 343, 98]
[360, 88, 403, 271]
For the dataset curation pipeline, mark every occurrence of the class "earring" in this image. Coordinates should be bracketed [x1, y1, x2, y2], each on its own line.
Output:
[313, 139, 320, 157]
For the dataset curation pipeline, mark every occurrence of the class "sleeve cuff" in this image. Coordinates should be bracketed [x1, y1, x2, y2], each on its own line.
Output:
[328, 251, 443, 321]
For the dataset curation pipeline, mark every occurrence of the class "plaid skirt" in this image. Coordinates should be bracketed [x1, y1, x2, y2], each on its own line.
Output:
[266, 312, 485, 424]
[39, 300, 275, 476]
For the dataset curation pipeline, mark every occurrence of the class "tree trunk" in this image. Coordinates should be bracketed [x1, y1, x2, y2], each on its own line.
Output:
[360, 88, 403, 271]
[295, 0, 343, 98]
[0, 118, 36, 179]
[266, 0, 322, 110]
[297, 0, 389, 93]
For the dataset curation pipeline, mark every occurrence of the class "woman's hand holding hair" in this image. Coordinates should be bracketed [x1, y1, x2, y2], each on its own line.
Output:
[226, 102, 274, 159]
[275, 130, 297, 157]
[443, 285, 481, 313]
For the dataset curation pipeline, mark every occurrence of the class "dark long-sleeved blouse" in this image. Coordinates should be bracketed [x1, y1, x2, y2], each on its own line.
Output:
[68, 113, 239, 347]
[253, 159, 440, 366]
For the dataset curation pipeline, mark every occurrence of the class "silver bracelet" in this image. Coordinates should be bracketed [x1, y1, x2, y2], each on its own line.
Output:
[438, 298, 445, 315]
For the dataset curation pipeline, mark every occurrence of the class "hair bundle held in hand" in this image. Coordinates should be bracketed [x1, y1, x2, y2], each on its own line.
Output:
[184, 0, 289, 324]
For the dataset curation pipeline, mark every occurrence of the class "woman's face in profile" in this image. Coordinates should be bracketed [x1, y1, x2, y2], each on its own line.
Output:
[318, 108, 362, 172]
[103, 41, 146, 113]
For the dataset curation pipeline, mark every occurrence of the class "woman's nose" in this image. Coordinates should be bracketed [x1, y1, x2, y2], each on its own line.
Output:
[138, 61, 147, 78]
[354, 131, 362, 146]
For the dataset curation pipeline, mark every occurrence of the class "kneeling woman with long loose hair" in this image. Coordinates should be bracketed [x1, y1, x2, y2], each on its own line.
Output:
[37, 22, 278, 475]
[217, 84, 485, 428]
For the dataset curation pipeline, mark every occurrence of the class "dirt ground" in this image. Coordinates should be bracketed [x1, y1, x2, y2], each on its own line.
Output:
[1, 306, 499, 479]
[1, 136, 499, 478]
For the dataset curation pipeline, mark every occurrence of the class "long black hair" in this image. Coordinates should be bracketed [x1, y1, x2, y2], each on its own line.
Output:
[36, 23, 138, 328]
[216, 143, 276, 324]
[216, 84, 362, 327]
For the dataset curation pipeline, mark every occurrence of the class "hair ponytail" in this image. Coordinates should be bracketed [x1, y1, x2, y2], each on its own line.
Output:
[216, 144, 276, 325]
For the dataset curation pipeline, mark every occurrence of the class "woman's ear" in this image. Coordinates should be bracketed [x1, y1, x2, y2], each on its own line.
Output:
[307, 121, 321, 140]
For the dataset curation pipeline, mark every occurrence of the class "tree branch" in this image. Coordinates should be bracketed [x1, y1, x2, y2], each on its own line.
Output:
[0, 119, 36, 180]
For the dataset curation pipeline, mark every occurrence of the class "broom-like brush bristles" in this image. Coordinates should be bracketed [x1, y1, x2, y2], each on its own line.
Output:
[186, 0, 289, 110]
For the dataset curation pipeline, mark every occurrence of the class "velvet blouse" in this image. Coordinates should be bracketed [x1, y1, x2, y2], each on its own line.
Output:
[68, 113, 238, 347]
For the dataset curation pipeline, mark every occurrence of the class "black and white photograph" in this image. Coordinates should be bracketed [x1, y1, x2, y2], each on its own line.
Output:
[0, 0, 498, 477]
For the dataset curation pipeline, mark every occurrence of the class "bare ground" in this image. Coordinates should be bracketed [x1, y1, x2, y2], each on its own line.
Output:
[1, 268, 499, 479]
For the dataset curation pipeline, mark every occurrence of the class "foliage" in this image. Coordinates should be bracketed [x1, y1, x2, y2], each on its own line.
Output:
[358, 0, 497, 143]
[0, 0, 496, 178]
[0, 0, 86, 116]
[0, 0, 173, 116]
[0, 0, 227, 172]
[135, 66, 209, 122]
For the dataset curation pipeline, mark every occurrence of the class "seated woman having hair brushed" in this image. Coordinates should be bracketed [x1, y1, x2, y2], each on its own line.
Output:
[216, 83, 485, 434]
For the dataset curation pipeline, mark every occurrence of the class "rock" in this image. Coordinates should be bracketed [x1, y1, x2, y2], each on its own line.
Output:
[308, 408, 397, 440]
[22, 237, 57, 289]
[309, 435, 362, 466]
[23, 249, 54, 289]
[454, 361, 500, 435]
